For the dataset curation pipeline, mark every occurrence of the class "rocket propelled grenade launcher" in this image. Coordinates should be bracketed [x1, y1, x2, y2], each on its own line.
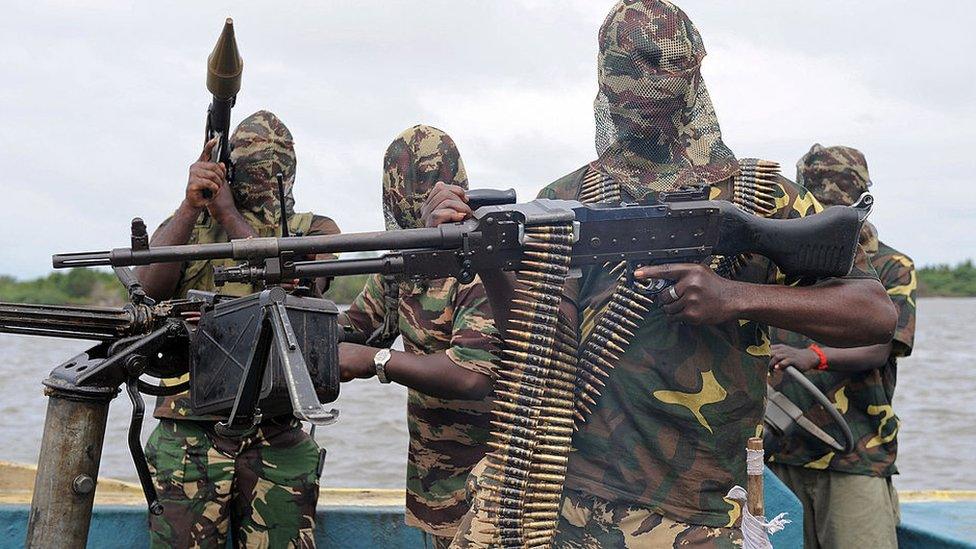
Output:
[203, 17, 243, 198]
[54, 188, 875, 290]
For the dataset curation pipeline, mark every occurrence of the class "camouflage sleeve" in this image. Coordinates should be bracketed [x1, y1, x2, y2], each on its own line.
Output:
[875, 248, 917, 357]
[536, 166, 586, 200]
[445, 277, 501, 379]
[763, 175, 877, 285]
[344, 274, 386, 335]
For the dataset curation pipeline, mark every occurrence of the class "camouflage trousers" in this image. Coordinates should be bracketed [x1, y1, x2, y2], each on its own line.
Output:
[451, 461, 742, 548]
[145, 418, 322, 548]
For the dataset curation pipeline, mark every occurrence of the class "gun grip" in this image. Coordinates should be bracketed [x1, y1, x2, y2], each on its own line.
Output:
[467, 188, 517, 211]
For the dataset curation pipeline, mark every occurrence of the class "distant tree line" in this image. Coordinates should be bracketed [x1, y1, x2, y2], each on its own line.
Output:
[0, 269, 369, 306]
[2, 262, 974, 306]
[916, 260, 976, 297]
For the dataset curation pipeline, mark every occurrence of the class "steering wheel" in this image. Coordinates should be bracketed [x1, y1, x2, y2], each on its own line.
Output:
[764, 365, 855, 455]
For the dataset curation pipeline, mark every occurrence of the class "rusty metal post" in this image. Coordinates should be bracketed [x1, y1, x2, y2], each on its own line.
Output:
[25, 367, 117, 548]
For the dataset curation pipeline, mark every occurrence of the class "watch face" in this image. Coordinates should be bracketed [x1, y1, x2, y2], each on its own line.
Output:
[376, 348, 392, 363]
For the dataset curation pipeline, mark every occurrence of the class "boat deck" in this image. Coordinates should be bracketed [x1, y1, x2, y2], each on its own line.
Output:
[1, 461, 974, 548]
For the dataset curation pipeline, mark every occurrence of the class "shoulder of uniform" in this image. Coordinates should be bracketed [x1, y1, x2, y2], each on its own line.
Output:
[538, 165, 589, 200]
[876, 241, 914, 266]
[307, 213, 340, 235]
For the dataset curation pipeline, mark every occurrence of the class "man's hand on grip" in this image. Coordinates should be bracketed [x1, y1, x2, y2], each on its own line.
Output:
[185, 137, 226, 209]
[421, 182, 471, 227]
[636, 263, 743, 325]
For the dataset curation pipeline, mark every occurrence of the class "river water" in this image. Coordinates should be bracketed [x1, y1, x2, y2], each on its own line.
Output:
[0, 298, 972, 491]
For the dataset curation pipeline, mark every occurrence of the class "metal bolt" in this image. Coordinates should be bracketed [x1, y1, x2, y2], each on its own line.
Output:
[589, 237, 601, 248]
[72, 474, 95, 495]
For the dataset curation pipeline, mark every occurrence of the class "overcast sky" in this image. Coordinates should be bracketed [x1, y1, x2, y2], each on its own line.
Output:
[1, 1, 973, 278]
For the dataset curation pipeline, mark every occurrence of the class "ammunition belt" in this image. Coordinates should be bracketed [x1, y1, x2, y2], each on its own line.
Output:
[484, 221, 576, 548]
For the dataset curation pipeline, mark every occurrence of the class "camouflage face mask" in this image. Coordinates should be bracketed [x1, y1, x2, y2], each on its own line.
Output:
[593, 0, 738, 198]
[229, 110, 297, 222]
[796, 144, 872, 207]
[382, 125, 468, 230]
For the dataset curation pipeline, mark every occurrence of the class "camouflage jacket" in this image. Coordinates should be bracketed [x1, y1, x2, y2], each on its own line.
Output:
[538, 165, 878, 528]
[344, 274, 500, 537]
[152, 211, 339, 420]
[768, 239, 916, 477]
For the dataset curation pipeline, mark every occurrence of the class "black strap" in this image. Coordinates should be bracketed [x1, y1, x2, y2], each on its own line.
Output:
[366, 275, 401, 347]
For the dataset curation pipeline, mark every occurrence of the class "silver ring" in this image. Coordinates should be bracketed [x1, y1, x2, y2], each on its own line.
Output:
[667, 286, 680, 301]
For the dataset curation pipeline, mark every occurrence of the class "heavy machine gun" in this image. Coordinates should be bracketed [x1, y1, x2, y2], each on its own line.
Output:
[8, 186, 871, 547]
[57, 187, 873, 289]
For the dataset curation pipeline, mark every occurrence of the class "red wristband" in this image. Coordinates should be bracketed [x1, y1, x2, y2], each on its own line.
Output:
[809, 344, 828, 371]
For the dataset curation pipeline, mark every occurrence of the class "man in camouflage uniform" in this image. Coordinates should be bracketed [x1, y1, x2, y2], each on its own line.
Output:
[136, 110, 340, 548]
[766, 145, 916, 549]
[338, 125, 501, 548]
[423, 2, 896, 547]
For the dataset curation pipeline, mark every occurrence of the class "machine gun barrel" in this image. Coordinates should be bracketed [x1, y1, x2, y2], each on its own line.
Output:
[53, 224, 474, 268]
[0, 302, 137, 341]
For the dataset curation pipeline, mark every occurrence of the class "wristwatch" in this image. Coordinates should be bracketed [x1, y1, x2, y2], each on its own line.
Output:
[373, 348, 393, 384]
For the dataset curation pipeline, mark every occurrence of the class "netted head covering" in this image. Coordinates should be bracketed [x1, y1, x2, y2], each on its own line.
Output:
[593, 0, 738, 198]
[796, 144, 871, 207]
[382, 125, 468, 230]
[229, 110, 296, 222]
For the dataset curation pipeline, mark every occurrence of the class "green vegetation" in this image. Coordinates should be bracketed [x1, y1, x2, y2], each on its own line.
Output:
[2, 261, 973, 306]
[917, 260, 976, 297]
[0, 269, 369, 307]
[322, 274, 369, 305]
[0, 269, 127, 306]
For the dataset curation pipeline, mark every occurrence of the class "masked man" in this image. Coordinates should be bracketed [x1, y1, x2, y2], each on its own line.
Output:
[425, 2, 896, 547]
[338, 125, 500, 548]
[766, 145, 916, 549]
[136, 110, 340, 548]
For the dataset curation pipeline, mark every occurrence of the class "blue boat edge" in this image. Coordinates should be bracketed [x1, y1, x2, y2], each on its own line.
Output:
[1, 461, 973, 548]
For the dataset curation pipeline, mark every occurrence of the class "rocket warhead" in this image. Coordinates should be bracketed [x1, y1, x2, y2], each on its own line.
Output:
[207, 18, 243, 99]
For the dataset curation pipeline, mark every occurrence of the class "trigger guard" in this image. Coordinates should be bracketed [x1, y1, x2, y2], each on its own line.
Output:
[626, 262, 672, 295]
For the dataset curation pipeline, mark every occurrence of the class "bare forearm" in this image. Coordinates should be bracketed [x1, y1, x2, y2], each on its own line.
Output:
[822, 343, 892, 372]
[736, 278, 895, 347]
[386, 350, 493, 399]
[135, 201, 201, 300]
[213, 208, 258, 240]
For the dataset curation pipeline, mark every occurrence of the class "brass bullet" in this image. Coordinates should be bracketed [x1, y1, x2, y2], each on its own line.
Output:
[508, 321, 558, 337]
[581, 349, 615, 373]
[527, 481, 564, 492]
[537, 422, 574, 433]
[537, 415, 575, 427]
[494, 400, 542, 416]
[491, 422, 536, 439]
[528, 472, 566, 482]
[589, 333, 626, 354]
[489, 432, 536, 450]
[497, 379, 546, 398]
[604, 310, 640, 329]
[514, 287, 563, 306]
[576, 368, 607, 387]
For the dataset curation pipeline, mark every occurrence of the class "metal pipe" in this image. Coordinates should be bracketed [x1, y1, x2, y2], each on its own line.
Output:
[26, 382, 116, 548]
